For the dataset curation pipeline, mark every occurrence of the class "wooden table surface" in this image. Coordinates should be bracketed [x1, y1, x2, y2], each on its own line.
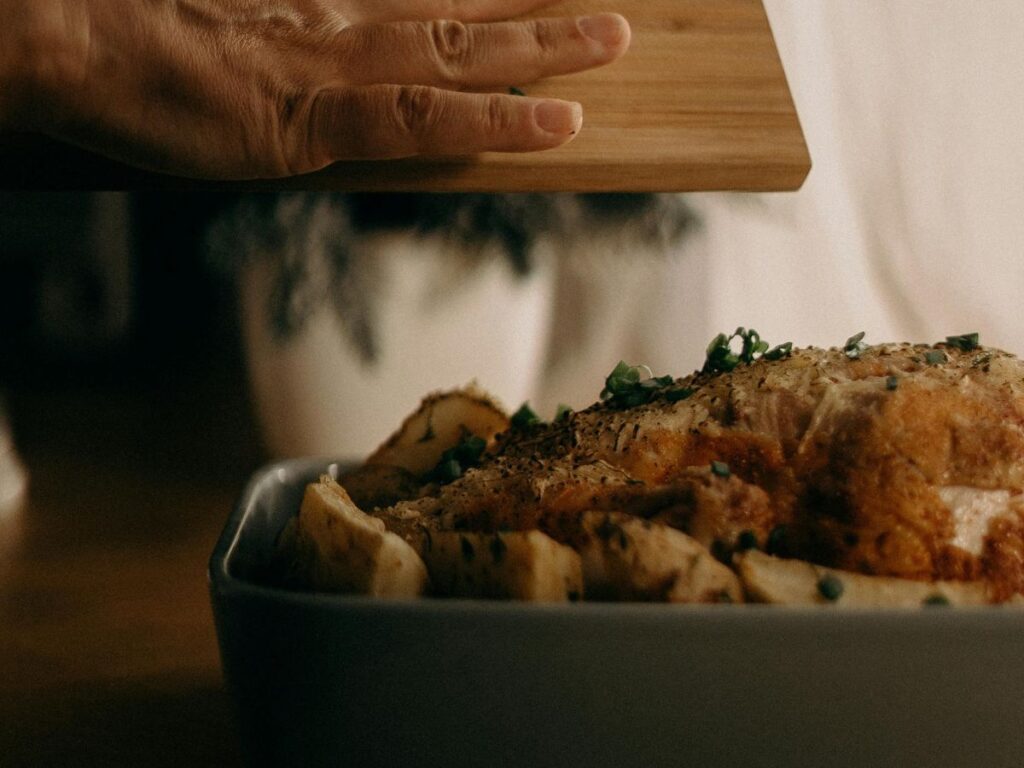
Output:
[1, 353, 263, 766]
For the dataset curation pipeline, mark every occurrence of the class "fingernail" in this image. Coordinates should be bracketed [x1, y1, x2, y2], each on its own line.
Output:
[577, 13, 628, 48]
[534, 100, 583, 135]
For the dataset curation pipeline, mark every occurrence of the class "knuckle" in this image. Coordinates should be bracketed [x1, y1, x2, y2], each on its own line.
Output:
[267, 88, 324, 176]
[530, 20, 561, 57]
[393, 85, 442, 136]
[482, 96, 516, 136]
[427, 19, 472, 82]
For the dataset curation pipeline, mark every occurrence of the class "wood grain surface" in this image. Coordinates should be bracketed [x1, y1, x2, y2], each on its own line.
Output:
[0, 0, 809, 192]
[0, 354, 261, 766]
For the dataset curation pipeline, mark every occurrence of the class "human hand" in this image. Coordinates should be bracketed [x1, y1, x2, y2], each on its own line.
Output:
[3, 0, 630, 179]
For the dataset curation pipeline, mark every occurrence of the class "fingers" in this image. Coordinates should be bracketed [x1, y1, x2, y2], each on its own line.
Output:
[351, 0, 565, 24]
[291, 85, 582, 168]
[336, 14, 630, 89]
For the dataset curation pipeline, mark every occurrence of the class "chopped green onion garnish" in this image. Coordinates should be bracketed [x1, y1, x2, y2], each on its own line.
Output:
[554, 403, 573, 422]
[925, 350, 947, 365]
[704, 332, 741, 373]
[766, 525, 789, 556]
[764, 342, 793, 361]
[703, 328, 791, 373]
[600, 361, 676, 408]
[711, 539, 729, 562]
[429, 433, 487, 483]
[710, 460, 731, 478]
[737, 530, 759, 551]
[437, 459, 462, 483]
[844, 332, 868, 359]
[817, 574, 844, 602]
[508, 86, 526, 96]
[923, 594, 950, 607]
[602, 360, 645, 398]
[945, 333, 979, 351]
[665, 387, 694, 403]
[510, 403, 541, 429]
[886, 376, 899, 391]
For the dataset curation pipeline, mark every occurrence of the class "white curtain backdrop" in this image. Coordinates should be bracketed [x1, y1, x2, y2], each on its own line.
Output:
[682, 0, 1024, 357]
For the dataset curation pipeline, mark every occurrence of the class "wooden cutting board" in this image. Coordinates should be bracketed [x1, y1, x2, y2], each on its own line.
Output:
[0, 0, 810, 192]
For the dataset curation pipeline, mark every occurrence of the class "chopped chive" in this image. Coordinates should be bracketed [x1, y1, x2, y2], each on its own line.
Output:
[925, 350, 947, 365]
[737, 530, 759, 551]
[817, 574, 844, 602]
[886, 375, 899, 391]
[764, 342, 793, 361]
[600, 361, 676, 408]
[508, 86, 526, 96]
[437, 459, 462, 483]
[510, 402, 541, 429]
[703, 328, 792, 373]
[665, 387, 694, 403]
[711, 539, 729, 562]
[945, 333, 979, 351]
[429, 433, 487, 483]
[923, 594, 950, 606]
[844, 332, 868, 359]
[460, 435, 486, 461]
[554, 403, 573, 422]
[766, 525, 789, 556]
[710, 460, 731, 478]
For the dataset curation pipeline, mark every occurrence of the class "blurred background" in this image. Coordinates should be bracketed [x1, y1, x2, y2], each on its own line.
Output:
[2, 2, 1023, 763]
[4, 3, 1024, 471]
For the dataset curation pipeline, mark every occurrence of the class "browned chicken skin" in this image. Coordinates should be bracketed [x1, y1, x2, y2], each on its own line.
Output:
[375, 342, 1024, 601]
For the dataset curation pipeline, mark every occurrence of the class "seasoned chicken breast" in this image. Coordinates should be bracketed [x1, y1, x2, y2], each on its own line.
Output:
[371, 339, 1024, 601]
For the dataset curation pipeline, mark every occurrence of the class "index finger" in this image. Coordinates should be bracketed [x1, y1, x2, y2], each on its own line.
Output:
[352, 0, 566, 24]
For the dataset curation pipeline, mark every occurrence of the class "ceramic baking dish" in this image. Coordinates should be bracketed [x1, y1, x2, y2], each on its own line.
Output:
[210, 458, 1024, 768]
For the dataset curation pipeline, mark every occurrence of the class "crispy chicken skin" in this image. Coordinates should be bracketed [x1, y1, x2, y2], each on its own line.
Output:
[374, 343, 1024, 601]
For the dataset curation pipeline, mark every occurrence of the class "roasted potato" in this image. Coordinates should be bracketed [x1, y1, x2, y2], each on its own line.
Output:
[286, 476, 428, 598]
[576, 513, 743, 603]
[736, 550, 992, 607]
[364, 386, 510, 478]
[421, 530, 583, 602]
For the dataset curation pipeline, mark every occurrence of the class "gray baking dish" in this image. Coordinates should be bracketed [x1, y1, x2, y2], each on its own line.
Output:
[210, 458, 1024, 768]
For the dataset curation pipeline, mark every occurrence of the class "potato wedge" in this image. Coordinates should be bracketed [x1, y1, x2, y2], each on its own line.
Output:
[736, 550, 992, 607]
[288, 476, 428, 598]
[364, 386, 509, 478]
[576, 513, 742, 603]
[422, 530, 583, 602]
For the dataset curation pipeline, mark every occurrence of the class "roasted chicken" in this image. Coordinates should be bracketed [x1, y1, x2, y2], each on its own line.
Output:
[284, 335, 1024, 604]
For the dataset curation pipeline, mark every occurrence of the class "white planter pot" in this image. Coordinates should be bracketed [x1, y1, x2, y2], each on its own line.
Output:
[240, 232, 556, 459]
